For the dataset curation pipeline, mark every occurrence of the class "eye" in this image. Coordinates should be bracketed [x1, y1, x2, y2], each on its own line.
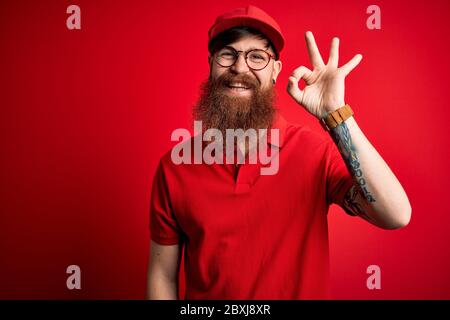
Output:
[218, 50, 235, 58]
[249, 52, 266, 61]
[251, 54, 263, 59]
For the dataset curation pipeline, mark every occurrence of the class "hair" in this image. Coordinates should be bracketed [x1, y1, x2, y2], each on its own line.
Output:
[208, 26, 279, 60]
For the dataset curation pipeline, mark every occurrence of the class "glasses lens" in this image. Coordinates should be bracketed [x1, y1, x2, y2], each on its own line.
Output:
[247, 50, 270, 70]
[216, 48, 237, 67]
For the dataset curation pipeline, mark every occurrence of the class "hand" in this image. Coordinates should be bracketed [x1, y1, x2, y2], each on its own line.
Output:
[287, 31, 362, 119]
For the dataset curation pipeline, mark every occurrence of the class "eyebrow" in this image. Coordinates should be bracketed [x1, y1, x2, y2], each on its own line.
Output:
[225, 45, 271, 52]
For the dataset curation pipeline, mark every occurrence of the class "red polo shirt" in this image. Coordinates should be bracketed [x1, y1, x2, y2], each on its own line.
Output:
[150, 114, 354, 299]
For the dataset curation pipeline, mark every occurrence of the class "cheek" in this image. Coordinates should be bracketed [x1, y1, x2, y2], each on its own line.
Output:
[211, 65, 226, 80]
[255, 72, 272, 88]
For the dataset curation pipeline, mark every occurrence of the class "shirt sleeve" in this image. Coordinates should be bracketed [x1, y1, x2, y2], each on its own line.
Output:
[324, 139, 355, 207]
[149, 161, 182, 245]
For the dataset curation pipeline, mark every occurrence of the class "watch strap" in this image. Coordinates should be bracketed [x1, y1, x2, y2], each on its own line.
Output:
[320, 104, 354, 131]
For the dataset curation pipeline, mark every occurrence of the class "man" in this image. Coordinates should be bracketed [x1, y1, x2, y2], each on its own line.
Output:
[147, 5, 411, 300]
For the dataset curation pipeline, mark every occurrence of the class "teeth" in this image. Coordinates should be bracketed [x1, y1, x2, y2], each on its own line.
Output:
[229, 82, 249, 89]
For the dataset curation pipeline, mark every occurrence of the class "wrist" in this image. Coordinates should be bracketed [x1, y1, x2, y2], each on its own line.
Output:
[319, 104, 354, 131]
[321, 101, 346, 119]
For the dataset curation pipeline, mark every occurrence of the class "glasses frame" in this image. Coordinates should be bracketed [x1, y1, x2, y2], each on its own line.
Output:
[214, 46, 276, 71]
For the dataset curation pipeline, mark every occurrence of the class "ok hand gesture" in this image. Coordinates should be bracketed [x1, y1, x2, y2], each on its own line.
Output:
[287, 31, 362, 119]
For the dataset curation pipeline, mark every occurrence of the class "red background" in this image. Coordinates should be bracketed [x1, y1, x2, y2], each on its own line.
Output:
[1, 0, 449, 299]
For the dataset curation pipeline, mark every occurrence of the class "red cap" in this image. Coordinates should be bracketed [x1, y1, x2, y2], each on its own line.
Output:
[208, 5, 285, 57]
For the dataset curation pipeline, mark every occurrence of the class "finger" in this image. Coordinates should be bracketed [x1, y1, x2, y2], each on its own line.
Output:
[292, 65, 313, 81]
[340, 54, 363, 76]
[327, 37, 339, 68]
[287, 66, 313, 104]
[305, 31, 325, 69]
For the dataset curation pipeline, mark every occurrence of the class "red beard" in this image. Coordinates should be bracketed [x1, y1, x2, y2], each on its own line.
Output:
[193, 72, 277, 136]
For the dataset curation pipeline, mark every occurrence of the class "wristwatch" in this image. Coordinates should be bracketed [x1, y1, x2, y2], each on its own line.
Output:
[320, 104, 354, 131]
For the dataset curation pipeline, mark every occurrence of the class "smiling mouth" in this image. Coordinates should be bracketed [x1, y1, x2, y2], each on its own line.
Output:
[226, 82, 252, 91]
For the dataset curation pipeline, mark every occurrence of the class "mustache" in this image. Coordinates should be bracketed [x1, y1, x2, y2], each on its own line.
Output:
[214, 72, 260, 90]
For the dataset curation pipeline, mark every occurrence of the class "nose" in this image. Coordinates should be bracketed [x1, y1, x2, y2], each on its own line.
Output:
[230, 53, 250, 74]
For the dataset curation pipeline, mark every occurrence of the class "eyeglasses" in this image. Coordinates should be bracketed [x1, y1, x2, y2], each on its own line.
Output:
[214, 46, 275, 71]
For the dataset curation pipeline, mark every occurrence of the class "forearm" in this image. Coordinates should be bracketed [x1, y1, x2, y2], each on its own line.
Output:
[147, 274, 178, 300]
[329, 116, 411, 229]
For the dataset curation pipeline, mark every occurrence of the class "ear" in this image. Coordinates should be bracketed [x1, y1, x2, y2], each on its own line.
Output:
[272, 60, 282, 83]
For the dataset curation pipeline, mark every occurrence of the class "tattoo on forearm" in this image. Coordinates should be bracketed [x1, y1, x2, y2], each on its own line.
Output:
[343, 185, 363, 216]
[330, 122, 376, 204]
[343, 185, 374, 221]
